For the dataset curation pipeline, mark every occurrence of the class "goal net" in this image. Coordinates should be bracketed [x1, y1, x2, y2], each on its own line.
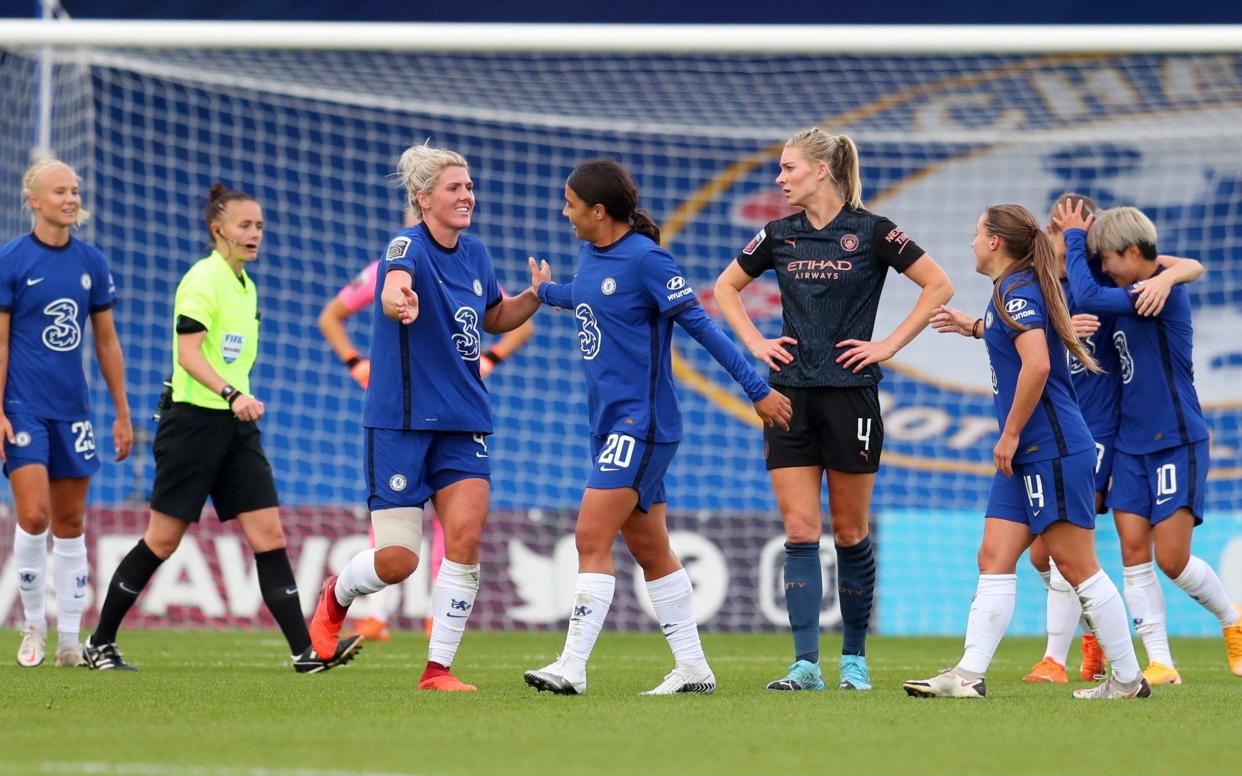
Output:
[1, 30, 1240, 635]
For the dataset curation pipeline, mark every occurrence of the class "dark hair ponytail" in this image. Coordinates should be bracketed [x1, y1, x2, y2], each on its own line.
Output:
[204, 181, 256, 245]
[566, 159, 660, 245]
[629, 210, 661, 244]
[985, 204, 1099, 373]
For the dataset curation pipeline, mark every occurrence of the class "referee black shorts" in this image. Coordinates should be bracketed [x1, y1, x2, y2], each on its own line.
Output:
[149, 402, 280, 523]
[763, 385, 883, 474]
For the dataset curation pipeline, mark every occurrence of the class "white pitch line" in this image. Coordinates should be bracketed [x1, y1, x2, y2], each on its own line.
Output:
[12, 762, 433, 776]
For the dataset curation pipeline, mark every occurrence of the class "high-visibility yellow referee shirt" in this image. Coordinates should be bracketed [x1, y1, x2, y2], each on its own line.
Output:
[171, 251, 259, 409]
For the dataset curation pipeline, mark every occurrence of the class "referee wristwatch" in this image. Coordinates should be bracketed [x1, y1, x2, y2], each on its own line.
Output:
[220, 384, 242, 406]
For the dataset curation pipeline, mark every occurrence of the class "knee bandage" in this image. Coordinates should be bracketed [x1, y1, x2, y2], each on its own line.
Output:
[371, 507, 423, 553]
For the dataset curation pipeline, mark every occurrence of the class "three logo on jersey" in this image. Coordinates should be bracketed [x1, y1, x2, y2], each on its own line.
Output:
[575, 304, 602, 360]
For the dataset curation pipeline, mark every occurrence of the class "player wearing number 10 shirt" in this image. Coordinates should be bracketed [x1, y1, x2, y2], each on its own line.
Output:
[2, 159, 132, 670]
[312, 144, 545, 692]
[1059, 202, 1242, 681]
[523, 160, 791, 697]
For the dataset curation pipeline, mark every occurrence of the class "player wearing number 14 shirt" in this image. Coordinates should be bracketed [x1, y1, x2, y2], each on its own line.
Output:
[523, 160, 791, 697]
[2, 159, 132, 670]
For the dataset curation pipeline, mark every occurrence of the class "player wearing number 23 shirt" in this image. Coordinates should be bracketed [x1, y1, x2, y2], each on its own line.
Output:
[2, 159, 132, 672]
[0, 223, 116, 470]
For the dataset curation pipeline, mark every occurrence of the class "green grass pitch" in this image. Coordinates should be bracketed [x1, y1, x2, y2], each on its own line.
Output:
[2, 629, 1237, 776]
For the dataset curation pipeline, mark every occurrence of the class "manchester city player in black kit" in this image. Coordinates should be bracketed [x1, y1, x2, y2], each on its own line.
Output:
[715, 128, 953, 692]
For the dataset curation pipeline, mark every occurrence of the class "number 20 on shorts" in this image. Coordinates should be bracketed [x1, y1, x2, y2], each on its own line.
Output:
[599, 433, 635, 469]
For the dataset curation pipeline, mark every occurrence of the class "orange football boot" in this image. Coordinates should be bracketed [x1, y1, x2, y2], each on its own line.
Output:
[1079, 634, 1107, 681]
[1023, 656, 1068, 683]
[310, 576, 348, 659]
[419, 663, 477, 692]
[350, 616, 390, 642]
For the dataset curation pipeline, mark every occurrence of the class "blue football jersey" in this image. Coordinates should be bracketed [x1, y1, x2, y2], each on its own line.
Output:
[1064, 228, 1208, 454]
[538, 232, 702, 443]
[984, 269, 1095, 465]
[363, 224, 501, 433]
[1061, 275, 1121, 439]
[0, 233, 116, 420]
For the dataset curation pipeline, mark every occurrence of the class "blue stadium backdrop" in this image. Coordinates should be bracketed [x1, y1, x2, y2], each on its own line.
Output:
[0, 44, 1239, 635]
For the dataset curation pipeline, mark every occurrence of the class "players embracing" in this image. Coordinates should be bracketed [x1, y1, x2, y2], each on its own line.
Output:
[1057, 200, 1242, 682]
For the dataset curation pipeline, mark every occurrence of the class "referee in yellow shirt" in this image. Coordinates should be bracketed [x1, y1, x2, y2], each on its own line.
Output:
[85, 183, 362, 673]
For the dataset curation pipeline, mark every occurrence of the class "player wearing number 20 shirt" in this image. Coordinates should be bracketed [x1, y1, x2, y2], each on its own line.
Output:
[523, 159, 787, 698]
[539, 230, 773, 506]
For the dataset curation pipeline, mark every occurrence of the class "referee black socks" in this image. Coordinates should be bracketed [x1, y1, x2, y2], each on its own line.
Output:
[255, 547, 312, 656]
[93, 538, 164, 645]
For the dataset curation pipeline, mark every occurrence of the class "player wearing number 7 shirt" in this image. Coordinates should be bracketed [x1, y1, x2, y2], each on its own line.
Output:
[522, 159, 791, 697]
[311, 143, 545, 692]
[1058, 200, 1242, 682]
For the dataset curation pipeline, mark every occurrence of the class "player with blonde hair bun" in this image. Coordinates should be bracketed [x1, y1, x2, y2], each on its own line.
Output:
[4, 159, 132, 669]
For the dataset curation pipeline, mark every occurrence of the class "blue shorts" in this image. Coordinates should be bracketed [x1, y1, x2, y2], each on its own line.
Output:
[586, 432, 677, 513]
[986, 448, 1097, 534]
[1091, 434, 1117, 511]
[1107, 440, 1208, 526]
[3, 413, 101, 480]
[366, 428, 490, 511]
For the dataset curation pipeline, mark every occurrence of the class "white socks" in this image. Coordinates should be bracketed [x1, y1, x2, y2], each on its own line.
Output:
[14, 526, 48, 629]
[646, 569, 708, 672]
[334, 549, 386, 608]
[1044, 560, 1083, 664]
[428, 559, 480, 668]
[1124, 562, 1173, 666]
[1075, 569, 1141, 684]
[1173, 556, 1240, 627]
[560, 572, 616, 678]
[52, 534, 88, 640]
[956, 574, 1016, 677]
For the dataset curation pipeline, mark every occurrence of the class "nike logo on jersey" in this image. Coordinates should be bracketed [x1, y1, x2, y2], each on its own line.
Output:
[26, 277, 44, 286]
[599, 465, 620, 472]
[1032, 510, 1041, 517]
[475, 452, 488, 458]
[446, 612, 468, 618]
[118, 582, 140, 595]
[1156, 496, 1173, 505]
[284, 587, 299, 596]
[84, 452, 96, 460]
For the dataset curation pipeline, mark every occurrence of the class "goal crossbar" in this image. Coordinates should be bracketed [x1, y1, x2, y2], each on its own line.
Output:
[3, 20, 1242, 53]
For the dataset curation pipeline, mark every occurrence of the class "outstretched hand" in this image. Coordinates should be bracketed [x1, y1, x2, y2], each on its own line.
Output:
[929, 305, 978, 338]
[529, 256, 552, 292]
[395, 286, 419, 325]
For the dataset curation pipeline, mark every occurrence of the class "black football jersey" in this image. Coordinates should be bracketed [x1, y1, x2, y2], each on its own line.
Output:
[736, 207, 924, 388]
